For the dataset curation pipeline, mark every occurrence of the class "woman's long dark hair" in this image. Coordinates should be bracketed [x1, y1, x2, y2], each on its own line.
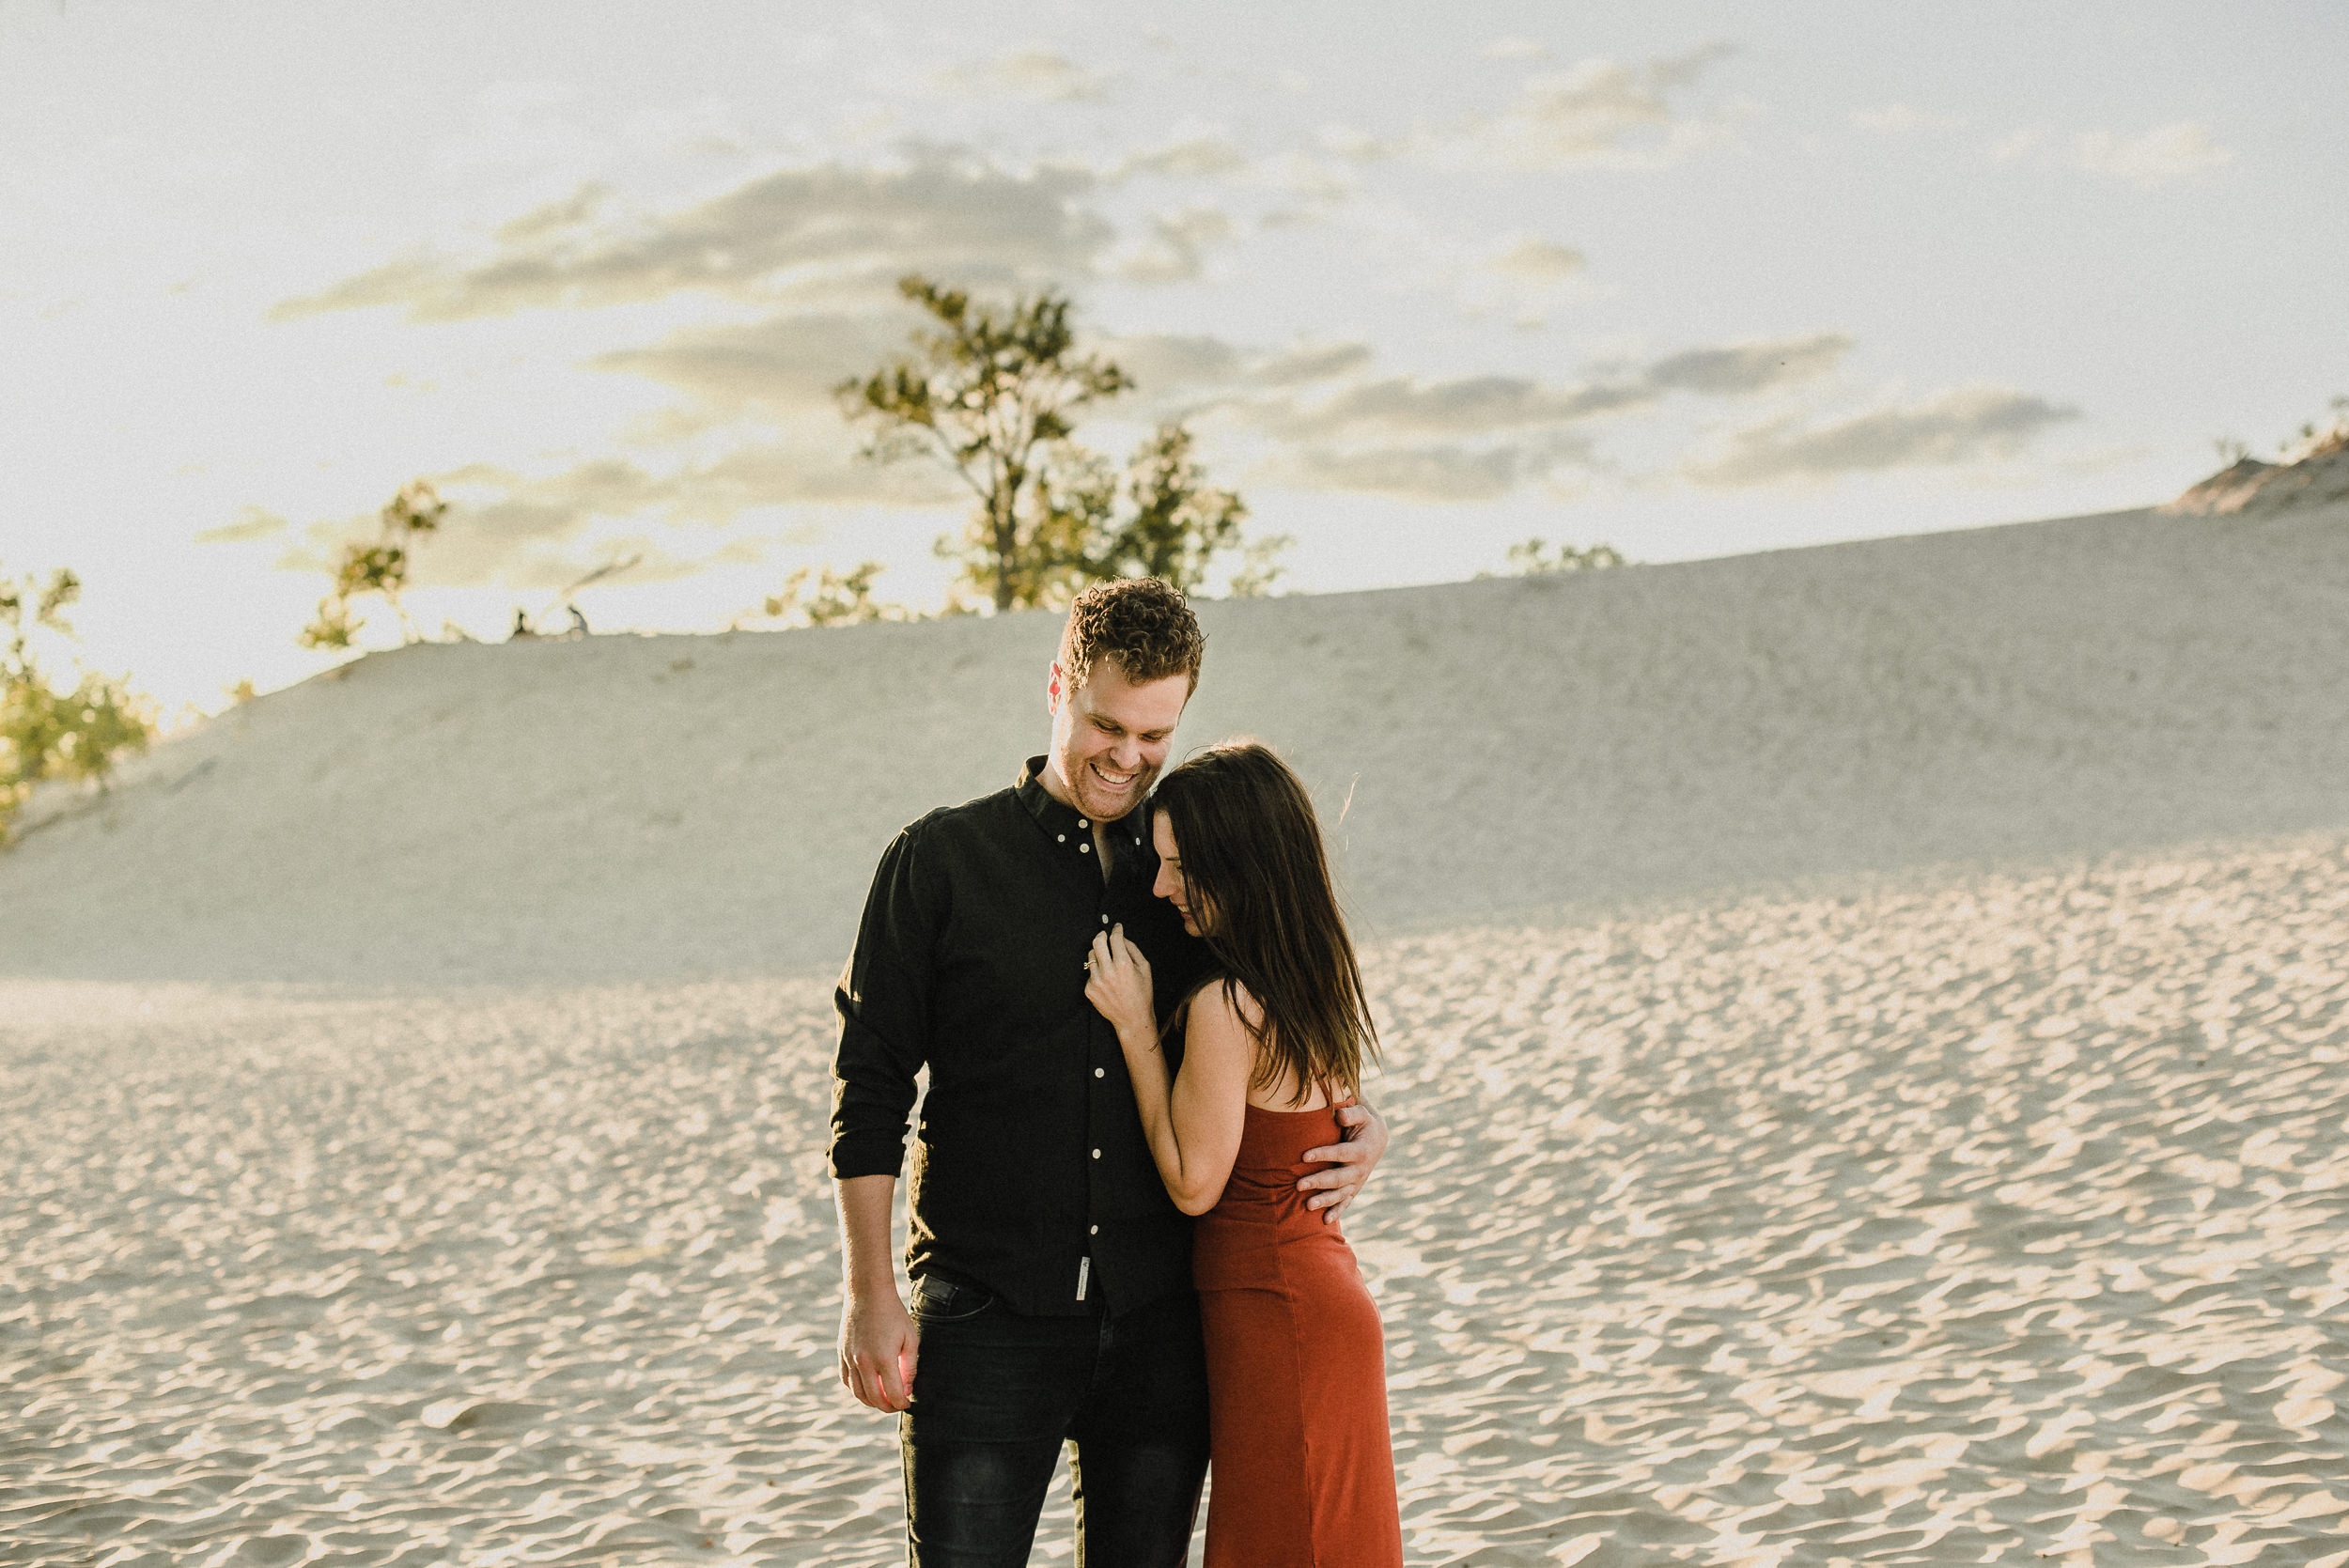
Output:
[1151, 740, 1377, 1103]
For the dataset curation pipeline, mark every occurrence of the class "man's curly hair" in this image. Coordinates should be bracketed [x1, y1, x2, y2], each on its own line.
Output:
[1058, 577, 1206, 696]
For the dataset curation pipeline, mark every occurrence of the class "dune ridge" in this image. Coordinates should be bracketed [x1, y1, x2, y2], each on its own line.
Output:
[3, 503, 2346, 984]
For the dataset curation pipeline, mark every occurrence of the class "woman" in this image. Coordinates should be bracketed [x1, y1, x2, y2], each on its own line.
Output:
[1085, 740, 1403, 1568]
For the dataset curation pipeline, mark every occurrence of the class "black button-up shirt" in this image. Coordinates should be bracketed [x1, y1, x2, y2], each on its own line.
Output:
[829, 756, 1214, 1317]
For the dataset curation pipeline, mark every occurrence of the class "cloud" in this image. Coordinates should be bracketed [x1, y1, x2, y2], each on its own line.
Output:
[1111, 207, 1235, 284]
[1251, 341, 1376, 387]
[1449, 43, 1737, 169]
[1271, 444, 1531, 503]
[2075, 120, 2232, 187]
[1313, 125, 1396, 163]
[1096, 334, 1374, 396]
[1644, 333, 1851, 395]
[272, 151, 1113, 321]
[935, 49, 1112, 102]
[1252, 334, 1841, 445]
[1268, 374, 1648, 441]
[1487, 238, 1585, 284]
[1096, 334, 1244, 392]
[494, 182, 610, 244]
[277, 447, 955, 591]
[594, 313, 910, 416]
[1113, 135, 1248, 180]
[194, 505, 288, 545]
[1688, 385, 2080, 487]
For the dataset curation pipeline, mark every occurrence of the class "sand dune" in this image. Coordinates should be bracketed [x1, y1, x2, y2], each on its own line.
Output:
[3, 503, 2346, 984]
[5, 503, 2346, 1565]
[4, 836, 2343, 1564]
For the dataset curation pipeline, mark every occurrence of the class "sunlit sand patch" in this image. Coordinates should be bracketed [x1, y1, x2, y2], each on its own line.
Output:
[3, 838, 2344, 1564]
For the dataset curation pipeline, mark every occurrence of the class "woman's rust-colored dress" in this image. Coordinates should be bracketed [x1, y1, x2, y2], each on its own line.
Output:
[1192, 1098, 1403, 1567]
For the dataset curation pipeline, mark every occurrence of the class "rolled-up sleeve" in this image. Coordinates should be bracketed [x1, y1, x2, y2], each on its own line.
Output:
[828, 826, 936, 1179]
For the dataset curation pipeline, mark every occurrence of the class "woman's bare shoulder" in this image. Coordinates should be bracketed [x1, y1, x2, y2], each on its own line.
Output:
[1188, 976, 1266, 1035]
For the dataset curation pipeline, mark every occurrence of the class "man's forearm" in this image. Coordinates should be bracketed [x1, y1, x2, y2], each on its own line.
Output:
[834, 1174, 901, 1296]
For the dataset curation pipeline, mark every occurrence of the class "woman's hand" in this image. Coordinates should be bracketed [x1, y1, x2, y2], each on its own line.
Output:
[1085, 924, 1156, 1040]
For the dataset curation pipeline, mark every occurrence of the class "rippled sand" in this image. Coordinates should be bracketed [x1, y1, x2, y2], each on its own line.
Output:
[6, 838, 2345, 1565]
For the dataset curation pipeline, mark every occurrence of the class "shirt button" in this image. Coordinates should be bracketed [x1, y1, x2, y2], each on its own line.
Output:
[1090, 1224, 1099, 1235]
[1080, 843, 1092, 854]
[1078, 818, 1089, 828]
[1095, 1067, 1105, 1078]
[1091, 1148, 1101, 1158]
[1100, 913, 1109, 924]
[1057, 833, 1066, 843]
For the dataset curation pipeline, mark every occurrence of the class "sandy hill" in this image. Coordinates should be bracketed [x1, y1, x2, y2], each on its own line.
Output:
[2162, 428, 2349, 516]
[3, 502, 2345, 986]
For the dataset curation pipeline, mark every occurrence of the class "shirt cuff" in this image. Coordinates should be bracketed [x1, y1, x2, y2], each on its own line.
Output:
[827, 1135, 909, 1181]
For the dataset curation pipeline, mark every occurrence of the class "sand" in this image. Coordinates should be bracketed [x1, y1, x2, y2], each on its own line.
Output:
[4, 836, 2345, 1565]
[3, 502, 2346, 984]
[5, 499, 2348, 1564]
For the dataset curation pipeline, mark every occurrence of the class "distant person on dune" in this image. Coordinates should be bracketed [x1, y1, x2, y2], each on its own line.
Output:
[828, 577, 1391, 1565]
[1085, 739, 1405, 1567]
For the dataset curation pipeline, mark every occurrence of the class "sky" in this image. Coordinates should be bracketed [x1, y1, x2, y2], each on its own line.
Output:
[5, 0, 2345, 718]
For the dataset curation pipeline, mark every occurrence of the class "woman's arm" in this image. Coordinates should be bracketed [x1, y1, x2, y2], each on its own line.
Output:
[1086, 926, 1252, 1216]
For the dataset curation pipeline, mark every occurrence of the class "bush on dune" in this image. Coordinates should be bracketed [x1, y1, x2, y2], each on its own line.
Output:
[1, 563, 155, 843]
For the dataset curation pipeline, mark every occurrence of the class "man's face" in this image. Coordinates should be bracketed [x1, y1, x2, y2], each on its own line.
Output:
[1045, 657, 1189, 823]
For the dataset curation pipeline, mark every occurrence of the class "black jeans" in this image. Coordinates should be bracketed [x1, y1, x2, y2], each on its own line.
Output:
[901, 1275, 1209, 1567]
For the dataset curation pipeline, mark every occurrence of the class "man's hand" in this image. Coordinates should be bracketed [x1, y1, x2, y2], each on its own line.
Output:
[838, 1288, 918, 1412]
[1299, 1099, 1389, 1228]
[833, 1174, 914, 1412]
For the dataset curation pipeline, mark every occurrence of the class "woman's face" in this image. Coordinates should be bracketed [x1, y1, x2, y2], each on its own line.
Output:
[1152, 811, 1205, 936]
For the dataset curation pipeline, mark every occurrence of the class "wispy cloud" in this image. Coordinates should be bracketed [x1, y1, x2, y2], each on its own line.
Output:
[1093, 334, 1371, 396]
[194, 505, 288, 545]
[281, 448, 949, 591]
[1110, 207, 1236, 284]
[1688, 385, 2079, 487]
[594, 313, 911, 418]
[934, 49, 1113, 103]
[1240, 333, 1848, 501]
[1265, 374, 1647, 441]
[1255, 334, 1847, 444]
[1990, 119, 2233, 188]
[1486, 238, 1585, 285]
[2076, 120, 2232, 187]
[1645, 334, 1851, 396]
[1268, 442, 1538, 503]
[1112, 135, 1249, 180]
[1440, 43, 1737, 170]
[272, 151, 1113, 321]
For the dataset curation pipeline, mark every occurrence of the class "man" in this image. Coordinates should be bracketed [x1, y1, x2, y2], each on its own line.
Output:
[830, 577, 1390, 1566]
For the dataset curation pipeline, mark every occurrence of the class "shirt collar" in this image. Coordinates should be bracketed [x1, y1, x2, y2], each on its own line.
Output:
[1016, 754, 1147, 853]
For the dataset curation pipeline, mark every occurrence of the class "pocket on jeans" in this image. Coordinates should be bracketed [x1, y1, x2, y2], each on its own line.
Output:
[910, 1273, 995, 1324]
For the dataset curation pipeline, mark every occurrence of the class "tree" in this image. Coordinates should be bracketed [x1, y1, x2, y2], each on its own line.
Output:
[755, 561, 913, 628]
[2, 562, 155, 843]
[302, 479, 448, 649]
[841, 277, 1129, 613]
[1501, 537, 1626, 575]
[1085, 423, 1290, 596]
[841, 276, 1280, 609]
[2283, 395, 2349, 462]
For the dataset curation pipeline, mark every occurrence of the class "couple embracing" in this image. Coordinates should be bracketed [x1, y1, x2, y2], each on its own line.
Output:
[829, 577, 1406, 1566]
